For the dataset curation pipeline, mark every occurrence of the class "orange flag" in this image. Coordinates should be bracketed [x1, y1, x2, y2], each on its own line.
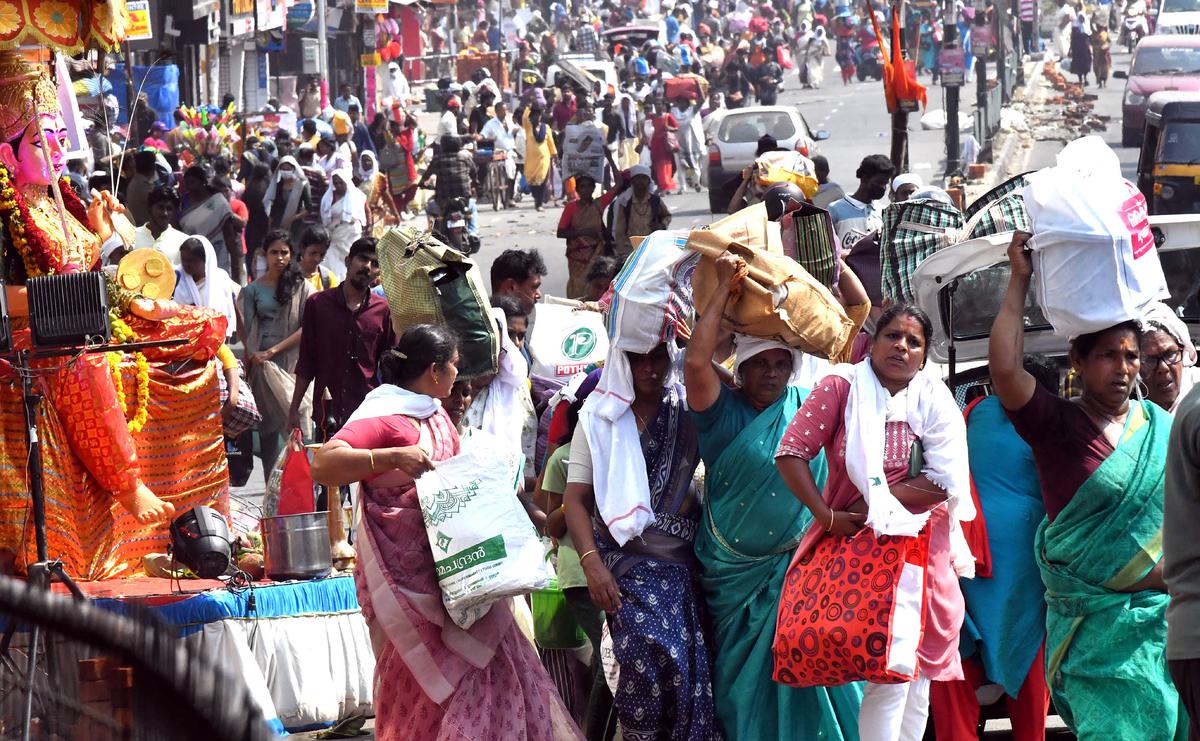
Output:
[865, 0, 928, 113]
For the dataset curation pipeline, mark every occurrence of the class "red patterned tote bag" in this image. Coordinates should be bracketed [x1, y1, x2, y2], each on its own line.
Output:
[772, 525, 932, 687]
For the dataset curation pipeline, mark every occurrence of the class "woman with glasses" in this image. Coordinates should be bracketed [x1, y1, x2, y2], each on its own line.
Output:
[1139, 302, 1197, 414]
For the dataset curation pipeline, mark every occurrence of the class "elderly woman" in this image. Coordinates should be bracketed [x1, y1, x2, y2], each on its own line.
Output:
[988, 232, 1184, 739]
[310, 325, 580, 741]
[1139, 302, 1196, 413]
[685, 252, 868, 740]
[775, 303, 974, 741]
[320, 168, 367, 281]
[562, 339, 720, 740]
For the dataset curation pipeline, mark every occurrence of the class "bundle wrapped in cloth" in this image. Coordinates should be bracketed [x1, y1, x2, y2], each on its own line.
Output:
[1021, 135, 1167, 338]
[688, 211, 856, 359]
[377, 226, 500, 378]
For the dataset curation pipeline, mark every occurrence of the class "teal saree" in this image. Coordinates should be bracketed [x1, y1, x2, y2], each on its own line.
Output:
[1036, 399, 1187, 740]
[694, 386, 862, 741]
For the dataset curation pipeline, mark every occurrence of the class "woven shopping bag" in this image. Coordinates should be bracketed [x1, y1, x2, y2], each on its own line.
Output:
[962, 172, 1032, 238]
[377, 226, 499, 378]
[772, 525, 931, 687]
[782, 202, 839, 288]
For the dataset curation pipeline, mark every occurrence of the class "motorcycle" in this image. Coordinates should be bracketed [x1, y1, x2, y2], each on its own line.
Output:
[431, 196, 480, 255]
[1122, 0, 1148, 53]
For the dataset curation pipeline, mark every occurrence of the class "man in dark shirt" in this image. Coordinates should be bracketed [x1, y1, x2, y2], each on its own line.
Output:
[417, 134, 478, 238]
[287, 237, 394, 439]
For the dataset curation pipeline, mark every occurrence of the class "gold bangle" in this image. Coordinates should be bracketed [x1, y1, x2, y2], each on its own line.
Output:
[825, 509, 836, 532]
[367, 449, 375, 472]
[579, 549, 598, 565]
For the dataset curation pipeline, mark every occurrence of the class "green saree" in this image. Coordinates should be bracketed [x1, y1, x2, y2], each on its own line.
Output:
[693, 386, 862, 741]
[1035, 399, 1186, 740]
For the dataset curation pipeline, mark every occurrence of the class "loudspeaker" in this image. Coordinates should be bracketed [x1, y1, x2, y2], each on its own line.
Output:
[27, 273, 110, 349]
[169, 506, 232, 579]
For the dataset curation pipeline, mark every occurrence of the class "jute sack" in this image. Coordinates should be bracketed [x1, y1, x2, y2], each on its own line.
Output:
[377, 226, 499, 378]
[688, 227, 854, 358]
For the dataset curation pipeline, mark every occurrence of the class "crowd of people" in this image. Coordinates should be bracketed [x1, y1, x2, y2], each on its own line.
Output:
[66, 0, 1200, 738]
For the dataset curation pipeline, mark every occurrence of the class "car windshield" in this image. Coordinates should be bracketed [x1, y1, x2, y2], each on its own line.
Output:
[717, 111, 797, 143]
[947, 264, 1050, 340]
[1158, 121, 1200, 162]
[1132, 46, 1200, 75]
[1161, 0, 1200, 12]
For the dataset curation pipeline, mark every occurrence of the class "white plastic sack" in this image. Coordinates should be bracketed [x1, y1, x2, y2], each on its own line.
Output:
[529, 303, 609, 380]
[605, 230, 697, 351]
[414, 431, 550, 629]
[1022, 135, 1167, 338]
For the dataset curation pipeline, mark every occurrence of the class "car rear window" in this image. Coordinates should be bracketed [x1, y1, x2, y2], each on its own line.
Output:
[1132, 46, 1200, 75]
[717, 112, 797, 143]
[1161, 0, 1200, 13]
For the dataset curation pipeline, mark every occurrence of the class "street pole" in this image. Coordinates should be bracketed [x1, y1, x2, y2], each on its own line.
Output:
[890, 0, 909, 172]
[316, 0, 329, 108]
[995, 0, 1008, 103]
[943, 0, 960, 179]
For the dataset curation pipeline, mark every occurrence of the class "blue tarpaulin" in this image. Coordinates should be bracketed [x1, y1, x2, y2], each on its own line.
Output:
[106, 63, 180, 129]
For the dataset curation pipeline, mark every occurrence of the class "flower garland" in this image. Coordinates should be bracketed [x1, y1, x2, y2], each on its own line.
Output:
[107, 350, 150, 434]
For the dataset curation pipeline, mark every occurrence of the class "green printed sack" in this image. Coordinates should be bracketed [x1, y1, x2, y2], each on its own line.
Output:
[415, 431, 550, 629]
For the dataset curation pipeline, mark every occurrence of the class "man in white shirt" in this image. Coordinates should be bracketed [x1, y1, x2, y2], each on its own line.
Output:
[480, 100, 518, 206]
[126, 185, 189, 266]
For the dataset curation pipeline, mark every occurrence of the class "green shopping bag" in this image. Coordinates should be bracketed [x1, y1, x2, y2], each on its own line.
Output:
[531, 577, 587, 650]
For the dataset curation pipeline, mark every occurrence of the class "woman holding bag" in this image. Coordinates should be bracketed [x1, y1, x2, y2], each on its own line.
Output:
[310, 325, 581, 741]
[648, 100, 680, 194]
[988, 232, 1184, 740]
[685, 252, 866, 741]
[774, 304, 973, 741]
[240, 229, 312, 476]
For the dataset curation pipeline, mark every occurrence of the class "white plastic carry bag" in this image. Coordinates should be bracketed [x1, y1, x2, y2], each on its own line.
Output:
[414, 431, 550, 629]
[1022, 135, 1167, 337]
[529, 302, 610, 380]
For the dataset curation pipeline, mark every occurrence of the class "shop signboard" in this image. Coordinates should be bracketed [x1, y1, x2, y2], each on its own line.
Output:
[127, 0, 152, 40]
[288, 2, 315, 29]
[356, 0, 387, 12]
[258, 0, 286, 31]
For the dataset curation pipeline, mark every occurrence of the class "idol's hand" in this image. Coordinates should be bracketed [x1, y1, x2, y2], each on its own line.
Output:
[128, 297, 182, 321]
[87, 190, 126, 243]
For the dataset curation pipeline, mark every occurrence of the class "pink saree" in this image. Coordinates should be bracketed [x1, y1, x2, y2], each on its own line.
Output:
[347, 410, 580, 740]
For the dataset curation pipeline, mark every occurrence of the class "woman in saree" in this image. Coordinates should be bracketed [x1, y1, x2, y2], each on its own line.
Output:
[358, 150, 400, 237]
[1068, 10, 1093, 85]
[239, 229, 312, 476]
[310, 325, 580, 741]
[648, 100, 680, 194]
[775, 304, 974, 741]
[684, 252, 867, 741]
[562, 339, 720, 740]
[522, 105, 557, 212]
[263, 155, 312, 246]
[1138, 302, 1195, 414]
[180, 165, 245, 283]
[1090, 17, 1112, 87]
[989, 232, 1185, 740]
[320, 168, 367, 281]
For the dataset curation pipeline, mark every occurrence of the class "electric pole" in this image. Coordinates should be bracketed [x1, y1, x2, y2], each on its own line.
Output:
[317, 0, 329, 108]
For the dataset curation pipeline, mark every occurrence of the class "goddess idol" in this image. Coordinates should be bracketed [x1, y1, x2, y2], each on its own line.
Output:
[0, 51, 230, 580]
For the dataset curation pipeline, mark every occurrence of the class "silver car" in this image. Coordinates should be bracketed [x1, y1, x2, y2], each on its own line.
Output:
[704, 105, 829, 213]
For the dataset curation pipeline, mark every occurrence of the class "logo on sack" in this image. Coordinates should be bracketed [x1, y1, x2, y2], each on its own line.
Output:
[562, 328, 597, 360]
[422, 481, 481, 526]
[435, 531, 453, 553]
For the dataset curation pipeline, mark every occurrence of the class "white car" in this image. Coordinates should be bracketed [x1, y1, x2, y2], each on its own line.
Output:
[704, 105, 829, 213]
[1154, 0, 1200, 35]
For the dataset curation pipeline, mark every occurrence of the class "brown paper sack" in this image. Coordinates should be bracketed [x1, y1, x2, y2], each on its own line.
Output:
[688, 222, 854, 359]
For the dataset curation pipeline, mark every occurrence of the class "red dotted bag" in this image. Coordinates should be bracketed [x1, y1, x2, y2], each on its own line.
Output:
[772, 525, 931, 688]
